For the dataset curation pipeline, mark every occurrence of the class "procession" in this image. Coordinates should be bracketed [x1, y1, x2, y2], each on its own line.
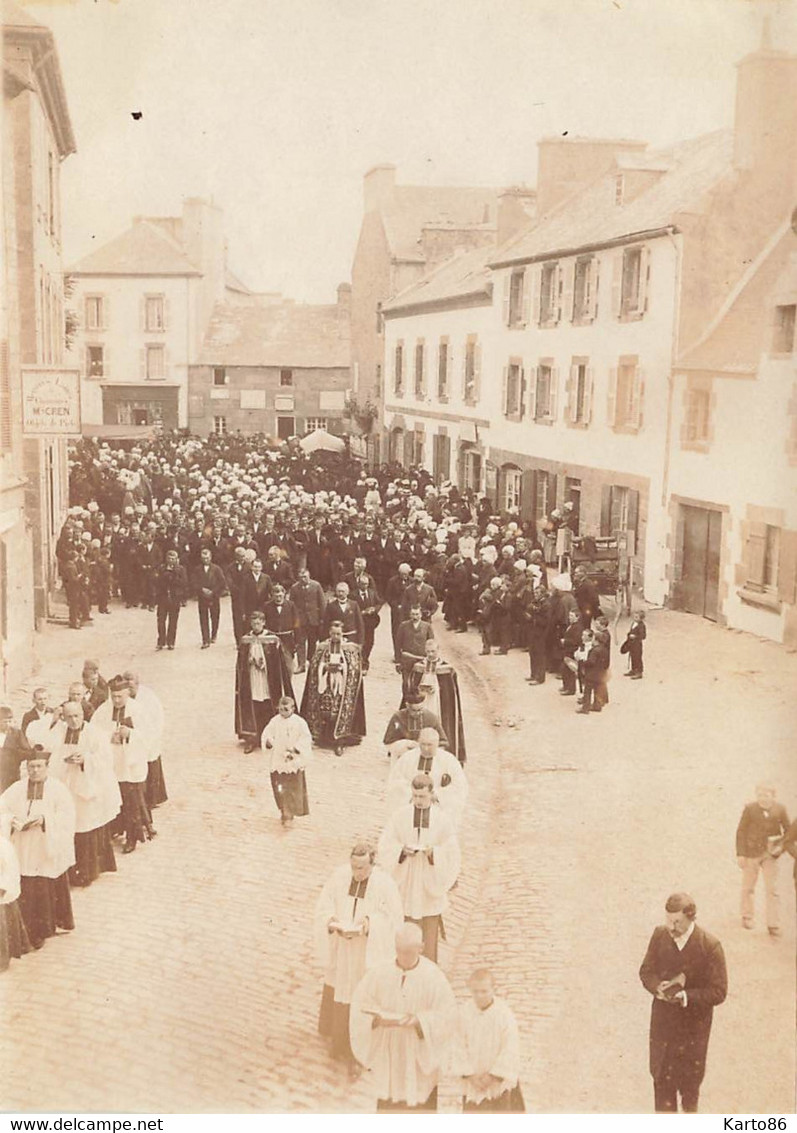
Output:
[2, 431, 795, 1115]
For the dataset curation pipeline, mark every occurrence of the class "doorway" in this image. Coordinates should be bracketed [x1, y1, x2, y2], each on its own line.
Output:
[277, 416, 295, 440]
[675, 505, 722, 620]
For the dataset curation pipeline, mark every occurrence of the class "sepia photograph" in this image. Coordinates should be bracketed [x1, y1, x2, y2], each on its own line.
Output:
[1, 0, 796, 1121]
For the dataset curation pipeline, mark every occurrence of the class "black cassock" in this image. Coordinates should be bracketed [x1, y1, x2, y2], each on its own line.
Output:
[234, 632, 296, 740]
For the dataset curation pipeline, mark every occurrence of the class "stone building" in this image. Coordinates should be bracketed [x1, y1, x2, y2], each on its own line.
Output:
[1, 0, 76, 690]
[188, 288, 351, 439]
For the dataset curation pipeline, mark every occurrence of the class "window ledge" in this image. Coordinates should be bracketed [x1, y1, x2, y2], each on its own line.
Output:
[565, 419, 590, 429]
[539, 318, 559, 330]
[618, 311, 645, 323]
[463, 397, 479, 408]
[437, 394, 449, 404]
[507, 321, 527, 330]
[737, 587, 782, 613]
[612, 423, 642, 435]
[533, 416, 555, 427]
[572, 315, 595, 327]
[681, 440, 711, 453]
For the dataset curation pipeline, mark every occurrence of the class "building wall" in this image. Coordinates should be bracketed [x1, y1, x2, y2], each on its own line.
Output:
[68, 273, 196, 428]
[187, 365, 351, 437]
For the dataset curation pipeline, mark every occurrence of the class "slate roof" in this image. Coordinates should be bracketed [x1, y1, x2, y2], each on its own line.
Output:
[198, 301, 350, 369]
[382, 244, 494, 314]
[490, 130, 734, 267]
[69, 218, 200, 276]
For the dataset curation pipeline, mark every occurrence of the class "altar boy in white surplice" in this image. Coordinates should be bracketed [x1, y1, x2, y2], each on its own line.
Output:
[453, 967, 525, 1112]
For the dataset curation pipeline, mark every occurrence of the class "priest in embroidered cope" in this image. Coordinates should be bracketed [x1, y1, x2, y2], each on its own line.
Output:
[315, 842, 403, 1072]
[349, 922, 456, 1111]
[300, 620, 366, 757]
[377, 773, 460, 962]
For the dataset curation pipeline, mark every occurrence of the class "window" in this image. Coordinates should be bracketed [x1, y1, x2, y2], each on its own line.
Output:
[85, 296, 105, 331]
[503, 361, 524, 419]
[534, 364, 552, 420]
[539, 262, 559, 325]
[745, 524, 780, 594]
[573, 257, 597, 322]
[394, 342, 404, 395]
[144, 295, 165, 332]
[213, 416, 228, 436]
[432, 433, 451, 482]
[773, 305, 796, 354]
[87, 345, 104, 378]
[414, 428, 425, 467]
[437, 339, 449, 400]
[619, 246, 648, 318]
[213, 367, 228, 387]
[306, 417, 327, 433]
[534, 470, 554, 522]
[601, 485, 639, 539]
[567, 359, 591, 425]
[146, 345, 165, 380]
[507, 269, 526, 327]
[684, 387, 711, 446]
[463, 336, 480, 404]
[280, 369, 293, 387]
[609, 356, 644, 430]
[414, 341, 425, 397]
[504, 467, 522, 512]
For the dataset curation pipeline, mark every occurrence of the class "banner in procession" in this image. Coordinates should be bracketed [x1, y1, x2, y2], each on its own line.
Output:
[22, 368, 82, 437]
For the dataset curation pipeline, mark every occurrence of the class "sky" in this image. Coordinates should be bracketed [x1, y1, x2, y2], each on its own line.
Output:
[19, 0, 797, 302]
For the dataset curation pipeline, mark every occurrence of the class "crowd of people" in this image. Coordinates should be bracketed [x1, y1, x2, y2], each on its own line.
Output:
[1, 430, 793, 1113]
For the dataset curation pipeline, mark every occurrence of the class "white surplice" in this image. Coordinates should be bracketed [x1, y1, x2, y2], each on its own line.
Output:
[261, 712, 312, 774]
[386, 747, 468, 825]
[377, 803, 460, 920]
[90, 697, 149, 784]
[452, 997, 521, 1104]
[349, 956, 456, 1105]
[130, 684, 164, 764]
[0, 833, 21, 904]
[24, 710, 55, 748]
[0, 778, 76, 878]
[314, 864, 404, 1004]
[47, 720, 121, 833]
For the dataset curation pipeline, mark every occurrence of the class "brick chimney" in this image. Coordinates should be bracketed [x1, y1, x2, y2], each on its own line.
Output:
[536, 137, 647, 217]
[496, 186, 537, 246]
[732, 29, 797, 200]
[363, 164, 396, 213]
[336, 282, 352, 315]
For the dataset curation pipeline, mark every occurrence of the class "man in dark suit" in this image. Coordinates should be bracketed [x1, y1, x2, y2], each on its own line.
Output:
[21, 688, 53, 741]
[264, 583, 299, 666]
[136, 529, 163, 611]
[399, 568, 438, 623]
[322, 582, 364, 646]
[243, 558, 273, 618]
[264, 545, 294, 590]
[193, 547, 227, 648]
[0, 705, 31, 792]
[344, 558, 381, 672]
[395, 604, 435, 697]
[155, 548, 188, 650]
[735, 784, 790, 935]
[289, 567, 326, 673]
[639, 892, 727, 1113]
[386, 563, 413, 656]
[226, 547, 251, 645]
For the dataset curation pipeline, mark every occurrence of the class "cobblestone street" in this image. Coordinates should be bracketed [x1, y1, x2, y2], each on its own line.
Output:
[2, 600, 795, 1113]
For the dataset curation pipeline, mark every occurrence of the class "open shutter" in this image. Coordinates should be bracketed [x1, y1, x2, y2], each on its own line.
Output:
[777, 529, 797, 603]
[584, 366, 595, 424]
[628, 366, 644, 430]
[549, 367, 559, 421]
[102, 295, 110, 331]
[554, 263, 563, 324]
[519, 366, 526, 419]
[638, 245, 651, 315]
[611, 250, 624, 318]
[461, 346, 468, 399]
[474, 342, 482, 403]
[747, 522, 767, 587]
[560, 261, 574, 324]
[548, 472, 558, 512]
[502, 273, 511, 326]
[527, 366, 538, 421]
[607, 367, 618, 427]
[528, 267, 541, 327]
[501, 365, 509, 416]
[140, 348, 147, 379]
[589, 258, 600, 320]
[163, 297, 171, 330]
[520, 469, 537, 522]
[139, 296, 146, 332]
[627, 489, 640, 542]
[600, 486, 613, 536]
[103, 345, 110, 379]
[163, 347, 170, 378]
[566, 365, 576, 423]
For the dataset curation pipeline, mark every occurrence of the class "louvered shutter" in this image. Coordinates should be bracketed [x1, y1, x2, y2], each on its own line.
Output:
[611, 250, 624, 318]
[627, 489, 640, 543]
[528, 267, 541, 326]
[140, 348, 147, 379]
[527, 366, 538, 421]
[638, 246, 651, 315]
[140, 296, 146, 332]
[600, 486, 613, 536]
[560, 262, 574, 324]
[589, 259, 600, 320]
[102, 295, 110, 331]
[629, 366, 644, 430]
[566, 365, 577, 423]
[777, 529, 797, 603]
[548, 367, 559, 421]
[521, 469, 536, 522]
[501, 365, 509, 416]
[502, 273, 511, 326]
[163, 297, 171, 331]
[474, 342, 482, 403]
[607, 367, 618, 427]
[519, 366, 526, 419]
[746, 522, 767, 587]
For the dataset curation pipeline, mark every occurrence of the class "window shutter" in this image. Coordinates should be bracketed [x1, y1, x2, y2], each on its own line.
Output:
[638, 246, 651, 315]
[627, 489, 640, 540]
[103, 345, 109, 378]
[566, 365, 576, 423]
[548, 367, 559, 421]
[527, 366, 538, 420]
[519, 366, 526, 420]
[560, 262, 574, 324]
[611, 250, 624, 318]
[501, 365, 509, 416]
[777, 529, 797, 603]
[520, 469, 536, 522]
[629, 366, 645, 430]
[163, 297, 171, 330]
[607, 367, 618, 427]
[584, 366, 595, 424]
[555, 263, 563, 324]
[140, 297, 146, 332]
[140, 348, 146, 379]
[588, 258, 600, 320]
[600, 485, 613, 536]
[102, 295, 109, 331]
[502, 273, 511, 325]
[474, 342, 482, 402]
[747, 522, 767, 587]
[529, 267, 541, 326]
[461, 344, 468, 398]
[548, 472, 558, 511]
